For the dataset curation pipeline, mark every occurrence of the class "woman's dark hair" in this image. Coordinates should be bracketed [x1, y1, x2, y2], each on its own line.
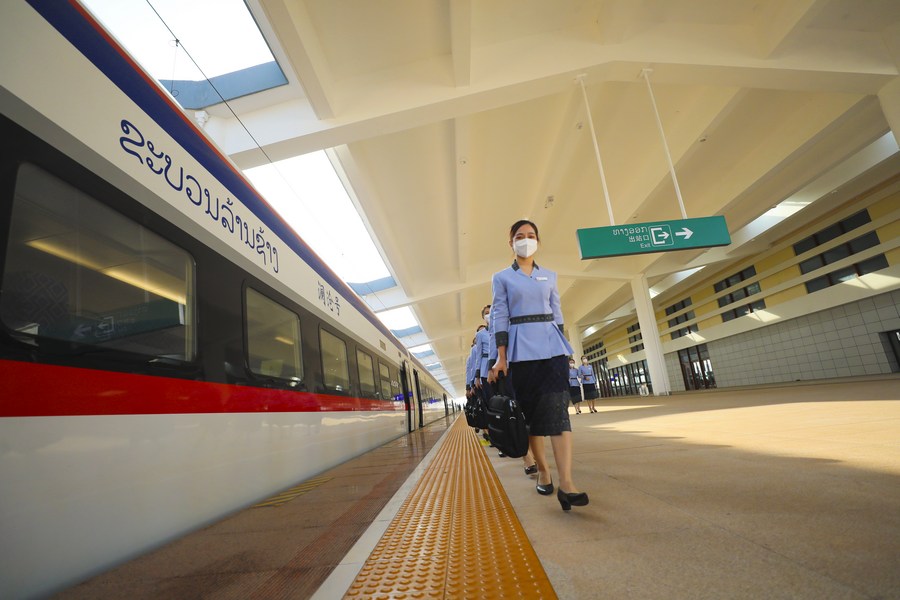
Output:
[509, 219, 540, 241]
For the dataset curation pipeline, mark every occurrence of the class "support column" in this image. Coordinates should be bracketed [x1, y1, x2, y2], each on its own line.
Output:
[566, 314, 585, 361]
[631, 274, 671, 396]
[878, 76, 900, 148]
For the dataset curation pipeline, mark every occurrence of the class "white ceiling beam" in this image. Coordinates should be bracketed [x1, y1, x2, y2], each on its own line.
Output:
[219, 36, 896, 168]
[593, 0, 645, 45]
[255, 0, 336, 119]
[454, 117, 472, 284]
[753, 0, 828, 59]
[449, 0, 471, 87]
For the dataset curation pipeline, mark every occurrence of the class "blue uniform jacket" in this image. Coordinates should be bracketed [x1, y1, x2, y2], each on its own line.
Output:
[579, 364, 596, 385]
[491, 261, 574, 362]
[487, 318, 498, 365]
[475, 326, 491, 378]
[568, 368, 580, 387]
[465, 346, 475, 386]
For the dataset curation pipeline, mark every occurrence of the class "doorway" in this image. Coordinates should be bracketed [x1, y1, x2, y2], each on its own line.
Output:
[678, 344, 716, 390]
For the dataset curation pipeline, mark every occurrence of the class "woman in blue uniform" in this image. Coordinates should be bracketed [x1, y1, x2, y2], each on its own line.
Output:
[478, 304, 537, 473]
[579, 356, 600, 413]
[568, 358, 583, 414]
[464, 338, 476, 403]
[488, 220, 588, 511]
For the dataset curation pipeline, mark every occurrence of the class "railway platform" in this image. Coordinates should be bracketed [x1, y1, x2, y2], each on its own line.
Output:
[58, 376, 900, 599]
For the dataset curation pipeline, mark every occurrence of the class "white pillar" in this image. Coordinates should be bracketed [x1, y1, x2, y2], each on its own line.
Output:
[878, 77, 900, 148]
[567, 320, 584, 361]
[630, 274, 671, 395]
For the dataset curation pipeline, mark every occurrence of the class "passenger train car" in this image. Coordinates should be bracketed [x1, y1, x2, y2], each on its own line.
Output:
[0, 1, 452, 597]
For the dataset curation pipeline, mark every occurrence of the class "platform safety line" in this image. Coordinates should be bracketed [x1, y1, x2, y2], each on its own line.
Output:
[343, 418, 557, 599]
[253, 476, 333, 508]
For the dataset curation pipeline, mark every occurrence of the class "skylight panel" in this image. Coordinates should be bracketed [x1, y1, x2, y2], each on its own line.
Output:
[245, 152, 391, 284]
[375, 306, 419, 332]
[80, 0, 285, 108]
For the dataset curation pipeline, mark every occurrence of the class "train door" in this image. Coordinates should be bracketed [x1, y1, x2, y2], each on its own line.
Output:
[400, 361, 413, 432]
[413, 369, 424, 429]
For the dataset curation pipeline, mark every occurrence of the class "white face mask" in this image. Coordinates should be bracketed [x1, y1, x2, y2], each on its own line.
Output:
[483, 312, 490, 322]
[513, 238, 538, 258]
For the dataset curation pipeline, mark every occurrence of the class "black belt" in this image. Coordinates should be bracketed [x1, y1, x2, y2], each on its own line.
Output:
[509, 314, 554, 325]
[481, 353, 488, 357]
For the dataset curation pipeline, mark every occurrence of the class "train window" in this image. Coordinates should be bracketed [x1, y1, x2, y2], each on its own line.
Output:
[245, 287, 302, 382]
[0, 163, 195, 360]
[320, 329, 350, 393]
[357, 349, 377, 397]
[378, 362, 392, 400]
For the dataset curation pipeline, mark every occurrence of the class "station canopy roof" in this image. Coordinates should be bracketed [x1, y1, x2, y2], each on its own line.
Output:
[82, 0, 900, 397]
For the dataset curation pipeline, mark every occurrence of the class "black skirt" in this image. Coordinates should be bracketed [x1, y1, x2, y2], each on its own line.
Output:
[568, 385, 582, 402]
[583, 385, 599, 400]
[508, 355, 571, 436]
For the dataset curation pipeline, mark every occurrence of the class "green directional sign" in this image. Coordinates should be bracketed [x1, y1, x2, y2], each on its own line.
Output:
[577, 215, 731, 259]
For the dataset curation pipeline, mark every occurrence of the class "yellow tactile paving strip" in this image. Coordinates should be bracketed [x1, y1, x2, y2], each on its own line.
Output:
[252, 475, 333, 508]
[344, 417, 557, 599]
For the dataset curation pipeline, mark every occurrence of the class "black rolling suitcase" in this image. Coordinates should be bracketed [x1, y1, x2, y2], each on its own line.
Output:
[485, 377, 529, 458]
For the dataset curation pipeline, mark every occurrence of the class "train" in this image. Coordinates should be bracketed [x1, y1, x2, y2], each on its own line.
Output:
[0, 1, 454, 597]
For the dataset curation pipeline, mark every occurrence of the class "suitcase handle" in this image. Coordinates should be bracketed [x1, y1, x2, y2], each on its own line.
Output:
[495, 372, 514, 398]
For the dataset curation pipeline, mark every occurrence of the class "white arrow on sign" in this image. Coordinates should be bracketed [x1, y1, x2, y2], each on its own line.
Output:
[675, 228, 694, 240]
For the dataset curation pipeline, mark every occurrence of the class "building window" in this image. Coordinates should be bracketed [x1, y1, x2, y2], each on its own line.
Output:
[885, 330, 900, 373]
[607, 360, 650, 396]
[793, 209, 887, 293]
[678, 344, 715, 390]
[666, 297, 697, 339]
[627, 323, 644, 352]
[714, 266, 765, 322]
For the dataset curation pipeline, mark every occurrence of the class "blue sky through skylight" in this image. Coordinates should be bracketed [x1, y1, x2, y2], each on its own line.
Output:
[82, 0, 276, 81]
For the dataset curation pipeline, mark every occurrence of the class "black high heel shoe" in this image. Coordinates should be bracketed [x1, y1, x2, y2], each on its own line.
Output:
[536, 477, 554, 496]
[524, 464, 538, 476]
[557, 489, 589, 511]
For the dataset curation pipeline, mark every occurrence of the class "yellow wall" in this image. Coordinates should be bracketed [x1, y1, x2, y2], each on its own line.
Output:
[869, 191, 900, 266]
[757, 247, 796, 275]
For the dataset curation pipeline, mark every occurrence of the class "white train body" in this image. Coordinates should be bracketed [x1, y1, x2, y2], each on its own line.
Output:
[0, 2, 451, 597]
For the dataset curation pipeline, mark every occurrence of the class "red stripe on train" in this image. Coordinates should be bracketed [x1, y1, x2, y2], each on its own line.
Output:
[0, 360, 405, 417]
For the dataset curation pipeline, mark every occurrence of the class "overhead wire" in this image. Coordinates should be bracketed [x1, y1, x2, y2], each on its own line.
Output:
[142, 0, 449, 388]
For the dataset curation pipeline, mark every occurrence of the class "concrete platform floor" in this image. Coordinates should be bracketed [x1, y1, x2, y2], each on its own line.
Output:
[487, 377, 900, 600]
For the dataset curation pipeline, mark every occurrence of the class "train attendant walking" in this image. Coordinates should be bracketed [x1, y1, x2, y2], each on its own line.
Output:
[473, 317, 490, 398]
[579, 356, 600, 413]
[488, 219, 588, 511]
[568, 358, 583, 414]
[465, 337, 476, 403]
[480, 304, 537, 474]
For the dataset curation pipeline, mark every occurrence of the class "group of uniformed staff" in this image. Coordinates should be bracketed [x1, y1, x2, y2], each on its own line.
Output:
[462, 219, 591, 512]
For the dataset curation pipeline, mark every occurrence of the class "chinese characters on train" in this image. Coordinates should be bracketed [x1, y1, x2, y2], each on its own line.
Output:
[318, 281, 341, 316]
